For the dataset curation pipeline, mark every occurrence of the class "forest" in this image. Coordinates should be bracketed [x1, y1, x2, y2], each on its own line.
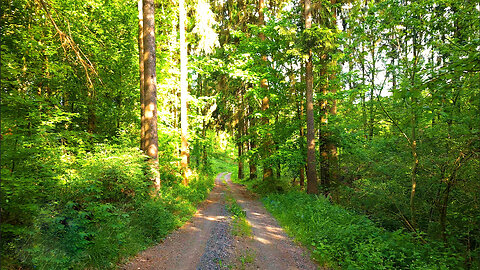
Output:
[1, 0, 479, 269]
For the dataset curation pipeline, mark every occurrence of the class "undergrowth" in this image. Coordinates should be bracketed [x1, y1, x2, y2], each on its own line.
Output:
[263, 192, 463, 269]
[1, 144, 214, 269]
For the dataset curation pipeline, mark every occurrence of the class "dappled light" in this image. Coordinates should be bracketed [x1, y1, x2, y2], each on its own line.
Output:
[2, 0, 478, 268]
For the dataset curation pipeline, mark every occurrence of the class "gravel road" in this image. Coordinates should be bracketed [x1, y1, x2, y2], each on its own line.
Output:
[121, 172, 317, 270]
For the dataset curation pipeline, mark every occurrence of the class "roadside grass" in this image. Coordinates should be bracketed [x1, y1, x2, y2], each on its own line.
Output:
[238, 249, 256, 269]
[262, 191, 463, 270]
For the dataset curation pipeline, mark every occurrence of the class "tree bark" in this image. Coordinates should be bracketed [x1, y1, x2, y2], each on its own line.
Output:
[258, 0, 274, 183]
[319, 62, 329, 188]
[143, 0, 160, 190]
[138, 0, 145, 151]
[237, 88, 244, 180]
[305, 0, 318, 194]
[368, 39, 376, 140]
[409, 30, 420, 228]
[180, 0, 190, 185]
[248, 104, 257, 180]
[325, 0, 338, 187]
[143, 0, 158, 160]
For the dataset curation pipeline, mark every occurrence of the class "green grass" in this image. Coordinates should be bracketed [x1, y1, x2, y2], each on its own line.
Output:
[262, 192, 463, 270]
[211, 153, 237, 176]
[224, 183, 252, 238]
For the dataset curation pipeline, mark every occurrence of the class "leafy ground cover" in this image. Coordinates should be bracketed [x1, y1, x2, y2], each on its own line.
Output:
[1, 143, 215, 269]
[262, 192, 463, 269]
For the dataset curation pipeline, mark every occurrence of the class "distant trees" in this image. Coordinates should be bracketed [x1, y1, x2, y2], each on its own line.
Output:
[203, 0, 479, 266]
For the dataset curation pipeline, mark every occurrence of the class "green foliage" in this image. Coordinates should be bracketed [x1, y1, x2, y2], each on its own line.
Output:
[263, 192, 463, 269]
[1, 143, 215, 269]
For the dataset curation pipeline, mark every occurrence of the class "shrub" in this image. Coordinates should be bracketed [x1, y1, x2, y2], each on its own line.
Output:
[263, 192, 463, 269]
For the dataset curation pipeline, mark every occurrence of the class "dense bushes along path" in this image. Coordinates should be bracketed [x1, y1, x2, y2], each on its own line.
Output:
[122, 173, 317, 270]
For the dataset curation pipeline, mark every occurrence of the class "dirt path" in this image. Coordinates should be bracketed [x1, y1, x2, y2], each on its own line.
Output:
[122, 173, 233, 270]
[122, 172, 317, 270]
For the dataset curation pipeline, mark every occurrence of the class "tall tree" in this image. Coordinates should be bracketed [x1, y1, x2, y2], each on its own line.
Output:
[143, 0, 159, 162]
[138, 0, 146, 151]
[180, 0, 190, 184]
[304, 0, 318, 194]
[258, 0, 274, 183]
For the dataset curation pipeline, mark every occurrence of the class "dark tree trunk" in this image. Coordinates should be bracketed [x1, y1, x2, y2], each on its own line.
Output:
[237, 89, 244, 180]
[138, 0, 145, 151]
[305, 0, 318, 194]
[258, 0, 274, 183]
[248, 105, 257, 180]
[180, 0, 190, 185]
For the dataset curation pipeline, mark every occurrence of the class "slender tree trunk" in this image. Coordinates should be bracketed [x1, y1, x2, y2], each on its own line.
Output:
[305, 0, 318, 194]
[299, 67, 306, 188]
[298, 103, 305, 188]
[180, 0, 190, 185]
[360, 48, 368, 140]
[138, 0, 145, 151]
[369, 40, 376, 140]
[293, 72, 305, 188]
[326, 0, 338, 186]
[261, 95, 273, 182]
[319, 62, 329, 188]
[410, 126, 418, 227]
[258, 0, 274, 183]
[327, 69, 338, 187]
[143, 0, 160, 190]
[409, 31, 419, 228]
[248, 104, 257, 180]
[237, 89, 244, 180]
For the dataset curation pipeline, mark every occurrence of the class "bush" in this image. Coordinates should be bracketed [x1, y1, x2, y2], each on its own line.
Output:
[1, 143, 215, 269]
[132, 200, 176, 243]
[263, 192, 463, 269]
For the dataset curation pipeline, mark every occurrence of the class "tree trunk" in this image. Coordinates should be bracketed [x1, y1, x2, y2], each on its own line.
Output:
[248, 104, 257, 180]
[143, 0, 160, 190]
[360, 49, 368, 140]
[305, 0, 318, 194]
[368, 39, 376, 140]
[237, 89, 244, 180]
[319, 62, 329, 188]
[409, 30, 420, 228]
[325, 0, 338, 187]
[258, 0, 274, 183]
[327, 74, 338, 186]
[180, 0, 190, 185]
[297, 68, 305, 188]
[138, 0, 145, 151]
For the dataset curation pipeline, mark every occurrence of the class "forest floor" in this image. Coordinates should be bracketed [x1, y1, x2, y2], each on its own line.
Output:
[121, 172, 318, 270]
